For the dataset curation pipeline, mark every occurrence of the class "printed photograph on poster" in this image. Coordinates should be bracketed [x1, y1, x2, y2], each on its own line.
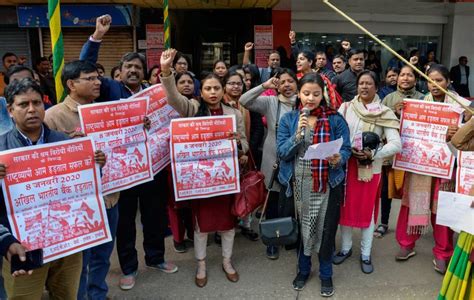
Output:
[254, 25, 273, 50]
[170, 115, 240, 201]
[146, 24, 164, 49]
[0, 138, 111, 263]
[78, 98, 153, 195]
[130, 84, 180, 174]
[456, 150, 474, 195]
[393, 99, 462, 179]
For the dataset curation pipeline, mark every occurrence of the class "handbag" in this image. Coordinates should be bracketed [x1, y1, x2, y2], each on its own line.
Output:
[231, 151, 267, 218]
[258, 100, 299, 246]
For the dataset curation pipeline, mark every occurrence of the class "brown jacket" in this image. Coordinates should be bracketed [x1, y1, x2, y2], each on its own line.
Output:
[451, 117, 474, 151]
[44, 96, 119, 208]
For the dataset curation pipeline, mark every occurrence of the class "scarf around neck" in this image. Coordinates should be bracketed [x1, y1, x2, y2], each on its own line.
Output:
[278, 94, 297, 107]
[306, 106, 337, 193]
[350, 95, 400, 132]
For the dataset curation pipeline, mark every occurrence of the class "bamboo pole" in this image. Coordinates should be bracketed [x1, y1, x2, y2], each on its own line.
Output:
[322, 0, 473, 114]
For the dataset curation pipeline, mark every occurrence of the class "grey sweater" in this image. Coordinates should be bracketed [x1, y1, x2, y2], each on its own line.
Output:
[239, 85, 296, 191]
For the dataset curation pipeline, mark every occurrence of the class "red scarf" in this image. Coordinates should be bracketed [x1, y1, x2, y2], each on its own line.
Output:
[308, 106, 337, 193]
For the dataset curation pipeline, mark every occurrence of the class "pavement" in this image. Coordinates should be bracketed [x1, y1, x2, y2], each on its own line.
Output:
[105, 200, 444, 299]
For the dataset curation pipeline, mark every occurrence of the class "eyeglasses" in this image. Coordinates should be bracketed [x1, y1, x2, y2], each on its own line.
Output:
[75, 76, 100, 82]
[226, 82, 243, 87]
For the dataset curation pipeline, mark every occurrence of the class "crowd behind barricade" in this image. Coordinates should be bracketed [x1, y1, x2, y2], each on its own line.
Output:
[0, 14, 472, 300]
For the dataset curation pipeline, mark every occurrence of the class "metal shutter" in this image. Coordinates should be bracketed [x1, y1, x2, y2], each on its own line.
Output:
[42, 28, 134, 77]
[0, 28, 31, 72]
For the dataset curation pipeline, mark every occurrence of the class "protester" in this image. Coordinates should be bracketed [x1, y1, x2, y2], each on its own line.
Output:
[377, 67, 399, 100]
[80, 14, 177, 291]
[42, 60, 119, 300]
[35, 56, 56, 105]
[277, 73, 351, 296]
[160, 48, 248, 288]
[365, 51, 382, 81]
[240, 68, 298, 259]
[110, 66, 121, 81]
[243, 43, 281, 83]
[332, 49, 365, 102]
[296, 51, 315, 79]
[173, 52, 200, 96]
[213, 60, 228, 80]
[394, 64, 460, 274]
[335, 71, 401, 274]
[96, 63, 105, 77]
[148, 65, 160, 85]
[450, 56, 470, 97]
[0, 52, 18, 96]
[315, 51, 336, 81]
[0, 78, 106, 299]
[332, 55, 347, 75]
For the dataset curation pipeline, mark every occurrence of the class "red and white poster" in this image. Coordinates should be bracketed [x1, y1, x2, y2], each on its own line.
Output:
[78, 98, 153, 195]
[0, 138, 111, 263]
[254, 25, 273, 50]
[146, 24, 164, 50]
[255, 49, 272, 69]
[393, 99, 462, 179]
[456, 151, 474, 195]
[170, 115, 240, 201]
[146, 49, 163, 71]
[130, 84, 180, 175]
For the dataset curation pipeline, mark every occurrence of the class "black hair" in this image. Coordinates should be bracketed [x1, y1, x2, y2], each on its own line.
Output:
[295, 73, 327, 108]
[35, 56, 49, 66]
[4, 65, 34, 85]
[399, 65, 418, 78]
[5, 77, 43, 105]
[119, 52, 147, 74]
[426, 64, 450, 81]
[213, 60, 227, 70]
[275, 67, 298, 83]
[61, 60, 99, 93]
[268, 50, 280, 57]
[227, 65, 243, 74]
[298, 50, 315, 68]
[2, 52, 17, 63]
[175, 72, 195, 98]
[459, 56, 468, 63]
[315, 51, 326, 57]
[333, 54, 346, 63]
[110, 66, 120, 78]
[385, 66, 400, 76]
[95, 63, 105, 73]
[147, 65, 160, 82]
[347, 49, 365, 60]
[173, 52, 192, 70]
[409, 49, 419, 58]
[243, 64, 261, 88]
[196, 73, 224, 117]
[356, 70, 379, 87]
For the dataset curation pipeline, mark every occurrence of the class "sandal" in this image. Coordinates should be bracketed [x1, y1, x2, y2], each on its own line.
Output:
[373, 224, 388, 238]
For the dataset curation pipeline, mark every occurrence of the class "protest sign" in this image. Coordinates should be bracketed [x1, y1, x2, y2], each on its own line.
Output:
[170, 115, 240, 201]
[456, 150, 474, 195]
[393, 99, 462, 179]
[130, 84, 180, 174]
[79, 98, 153, 195]
[0, 138, 111, 263]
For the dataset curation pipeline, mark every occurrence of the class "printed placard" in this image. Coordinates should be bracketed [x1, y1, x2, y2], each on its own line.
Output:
[0, 138, 111, 263]
[79, 98, 153, 194]
[170, 116, 240, 201]
[130, 84, 180, 175]
[393, 99, 462, 179]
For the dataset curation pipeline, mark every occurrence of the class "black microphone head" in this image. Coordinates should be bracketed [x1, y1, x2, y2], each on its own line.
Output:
[302, 107, 311, 116]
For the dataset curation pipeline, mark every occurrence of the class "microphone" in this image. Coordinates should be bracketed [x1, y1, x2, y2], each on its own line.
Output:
[300, 107, 311, 137]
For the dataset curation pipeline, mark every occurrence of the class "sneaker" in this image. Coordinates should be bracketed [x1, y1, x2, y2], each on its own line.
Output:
[395, 248, 416, 261]
[320, 278, 335, 297]
[119, 271, 137, 290]
[266, 245, 279, 260]
[332, 249, 352, 265]
[360, 256, 374, 274]
[146, 261, 178, 274]
[240, 227, 259, 241]
[433, 258, 447, 274]
[292, 272, 309, 291]
[173, 241, 187, 253]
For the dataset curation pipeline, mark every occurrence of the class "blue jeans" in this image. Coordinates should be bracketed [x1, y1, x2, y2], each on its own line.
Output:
[298, 247, 333, 280]
[78, 204, 119, 300]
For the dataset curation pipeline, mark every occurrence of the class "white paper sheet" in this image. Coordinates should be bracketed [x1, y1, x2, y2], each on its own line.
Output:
[302, 137, 343, 160]
[436, 191, 474, 235]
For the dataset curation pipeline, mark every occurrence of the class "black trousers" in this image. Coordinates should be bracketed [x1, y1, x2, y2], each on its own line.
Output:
[116, 171, 169, 275]
[380, 166, 392, 226]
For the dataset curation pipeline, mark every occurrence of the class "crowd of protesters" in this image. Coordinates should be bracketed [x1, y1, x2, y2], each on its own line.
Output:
[0, 13, 472, 299]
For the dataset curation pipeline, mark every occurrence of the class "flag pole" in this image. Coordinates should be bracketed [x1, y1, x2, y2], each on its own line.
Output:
[48, 0, 65, 102]
[163, 0, 170, 49]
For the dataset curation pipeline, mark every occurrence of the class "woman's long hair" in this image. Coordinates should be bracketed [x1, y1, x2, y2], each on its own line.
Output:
[195, 73, 224, 117]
